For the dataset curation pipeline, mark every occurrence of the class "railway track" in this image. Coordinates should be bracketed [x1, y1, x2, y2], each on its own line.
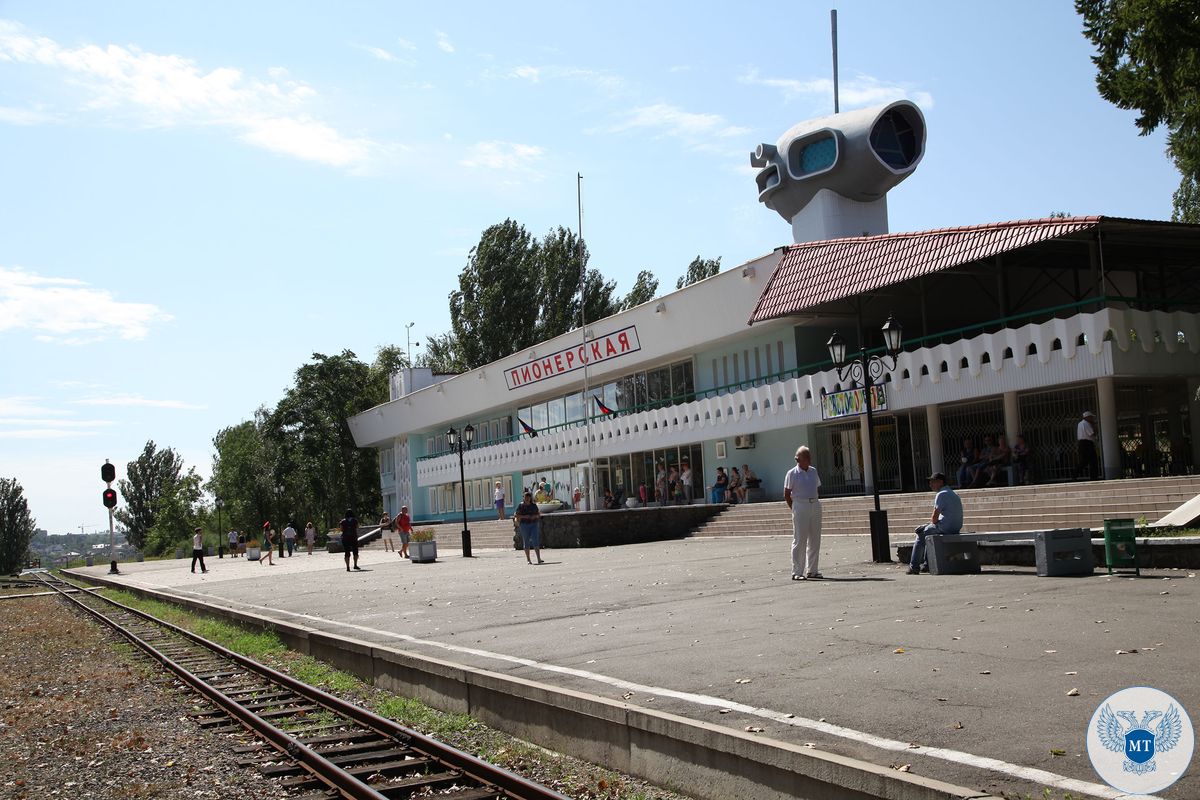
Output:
[36, 573, 570, 800]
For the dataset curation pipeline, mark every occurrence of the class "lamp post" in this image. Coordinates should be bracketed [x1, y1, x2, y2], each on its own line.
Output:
[827, 313, 903, 563]
[215, 497, 224, 558]
[275, 483, 285, 558]
[446, 423, 474, 557]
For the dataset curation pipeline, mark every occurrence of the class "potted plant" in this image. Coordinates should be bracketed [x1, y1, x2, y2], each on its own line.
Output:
[410, 529, 437, 563]
[245, 539, 261, 562]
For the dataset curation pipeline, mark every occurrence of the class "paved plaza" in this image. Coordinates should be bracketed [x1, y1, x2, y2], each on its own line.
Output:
[78, 535, 1199, 799]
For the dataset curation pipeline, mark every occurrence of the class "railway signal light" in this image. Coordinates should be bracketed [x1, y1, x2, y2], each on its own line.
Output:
[102, 488, 118, 509]
[101, 461, 116, 483]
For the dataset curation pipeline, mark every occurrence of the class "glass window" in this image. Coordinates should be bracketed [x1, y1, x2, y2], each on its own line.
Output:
[548, 397, 566, 430]
[617, 377, 635, 412]
[671, 361, 694, 402]
[532, 402, 548, 431]
[565, 392, 584, 425]
[502, 417, 513, 439]
[633, 372, 648, 409]
[604, 382, 618, 411]
[648, 368, 667, 407]
[517, 406, 532, 433]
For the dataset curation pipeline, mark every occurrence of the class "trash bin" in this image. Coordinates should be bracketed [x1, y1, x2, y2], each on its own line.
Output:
[1103, 518, 1139, 576]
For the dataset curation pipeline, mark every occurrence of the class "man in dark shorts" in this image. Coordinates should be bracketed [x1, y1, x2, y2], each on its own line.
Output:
[340, 509, 360, 571]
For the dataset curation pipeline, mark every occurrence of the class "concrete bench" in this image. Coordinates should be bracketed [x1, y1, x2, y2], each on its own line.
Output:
[927, 528, 1094, 577]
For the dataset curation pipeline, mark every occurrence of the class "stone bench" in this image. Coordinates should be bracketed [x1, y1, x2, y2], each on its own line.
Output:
[926, 529, 1094, 577]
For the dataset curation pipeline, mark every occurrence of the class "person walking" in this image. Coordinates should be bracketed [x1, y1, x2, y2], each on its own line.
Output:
[494, 481, 507, 520]
[655, 461, 667, 506]
[341, 509, 360, 571]
[515, 490, 544, 565]
[260, 522, 275, 566]
[907, 472, 964, 574]
[680, 461, 693, 504]
[283, 521, 297, 557]
[395, 505, 413, 558]
[190, 527, 208, 574]
[227, 528, 239, 558]
[1076, 411, 1099, 480]
[304, 521, 316, 555]
[379, 513, 397, 553]
[783, 445, 822, 580]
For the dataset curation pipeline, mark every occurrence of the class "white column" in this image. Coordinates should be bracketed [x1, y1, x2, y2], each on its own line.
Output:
[1002, 391, 1021, 445]
[859, 413, 874, 495]
[926, 404, 943, 475]
[1097, 377, 1120, 479]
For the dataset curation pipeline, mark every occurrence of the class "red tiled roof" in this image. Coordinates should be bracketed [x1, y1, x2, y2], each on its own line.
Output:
[749, 216, 1103, 324]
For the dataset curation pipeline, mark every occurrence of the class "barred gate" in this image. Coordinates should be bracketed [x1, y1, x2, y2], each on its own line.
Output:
[938, 398, 1005, 488]
[1017, 384, 1098, 483]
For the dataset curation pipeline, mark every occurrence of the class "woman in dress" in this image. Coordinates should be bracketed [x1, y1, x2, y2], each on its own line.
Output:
[728, 467, 743, 505]
[379, 513, 397, 553]
[304, 521, 316, 555]
[494, 481, 506, 520]
[260, 522, 275, 566]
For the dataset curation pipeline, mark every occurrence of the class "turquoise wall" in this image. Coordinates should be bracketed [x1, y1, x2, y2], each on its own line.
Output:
[694, 326, 798, 394]
[701, 423, 811, 502]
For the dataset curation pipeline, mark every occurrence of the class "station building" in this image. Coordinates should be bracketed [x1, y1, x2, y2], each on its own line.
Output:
[349, 101, 1200, 524]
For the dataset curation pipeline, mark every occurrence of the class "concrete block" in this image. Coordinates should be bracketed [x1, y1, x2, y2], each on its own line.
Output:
[1034, 529, 1093, 576]
[371, 647, 471, 715]
[926, 536, 981, 575]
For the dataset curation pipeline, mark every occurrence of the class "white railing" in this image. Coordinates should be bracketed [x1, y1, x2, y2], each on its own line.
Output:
[415, 307, 1200, 486]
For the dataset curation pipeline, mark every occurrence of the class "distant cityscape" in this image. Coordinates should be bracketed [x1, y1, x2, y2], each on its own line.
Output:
[27, 529, 138, 566]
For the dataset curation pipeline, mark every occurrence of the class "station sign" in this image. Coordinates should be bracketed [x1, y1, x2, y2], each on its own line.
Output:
[505, 325, 641, 390]
[821, 384, 887, 420]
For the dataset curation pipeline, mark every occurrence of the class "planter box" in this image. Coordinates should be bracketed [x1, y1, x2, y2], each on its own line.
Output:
[410, 540, 437, 563]
[246, 547, 261, 562]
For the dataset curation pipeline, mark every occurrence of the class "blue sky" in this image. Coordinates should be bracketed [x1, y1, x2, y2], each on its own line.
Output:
[0, 1, 1179, 535]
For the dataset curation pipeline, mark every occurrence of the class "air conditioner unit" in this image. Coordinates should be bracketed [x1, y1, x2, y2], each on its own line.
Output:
[734, 434, 756, 449]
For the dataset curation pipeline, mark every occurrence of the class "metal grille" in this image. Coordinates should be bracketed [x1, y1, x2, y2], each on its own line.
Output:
[814, 419, 864, 496]
[1017, 384, 1098, 483]
[1115, 381, 1194, 476]
[869, 416, 903, 493]
[938, 398, 1005, 488]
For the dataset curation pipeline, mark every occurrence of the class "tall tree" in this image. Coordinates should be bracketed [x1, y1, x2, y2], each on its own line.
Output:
[209, 417, 273, 534]
[1077, 0, 1200, 220]
[0, 477, 36, 575]
[115, 440, 184, 551]
[535, 226, 589, 342]
[143, 470, 203, 556]
[675, 255, 721, 289]
[582, 268, 619, 323]
[450, 219, 540, 368]
[620, 269, 660, 311]
[416, 332, 466, 373]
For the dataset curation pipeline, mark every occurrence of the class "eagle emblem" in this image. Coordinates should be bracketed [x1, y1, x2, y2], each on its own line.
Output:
[1096, 703, 1184, 776]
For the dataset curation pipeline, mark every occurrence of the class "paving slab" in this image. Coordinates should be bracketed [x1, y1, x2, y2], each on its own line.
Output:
[74, 537, 1199, 800]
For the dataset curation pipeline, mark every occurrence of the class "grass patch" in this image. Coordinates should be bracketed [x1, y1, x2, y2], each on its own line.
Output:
[94, 586, 691, 800]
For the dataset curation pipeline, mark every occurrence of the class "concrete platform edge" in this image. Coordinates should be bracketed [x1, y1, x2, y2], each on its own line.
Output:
[67, 570, 1001, 800]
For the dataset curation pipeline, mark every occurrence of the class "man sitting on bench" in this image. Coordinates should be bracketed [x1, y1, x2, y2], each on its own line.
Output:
[908, 472, 964, 575]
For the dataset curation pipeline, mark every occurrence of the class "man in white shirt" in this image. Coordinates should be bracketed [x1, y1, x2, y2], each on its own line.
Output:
[283, 522, 297, 557]
[227, 528, 239, 558]
[783, 445, 822, 580]
[1076, 410, 1099, 480]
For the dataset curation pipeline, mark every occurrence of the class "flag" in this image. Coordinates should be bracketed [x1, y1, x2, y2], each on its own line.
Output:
[593, 395, 617, 416]
[518, 417, 538, 437]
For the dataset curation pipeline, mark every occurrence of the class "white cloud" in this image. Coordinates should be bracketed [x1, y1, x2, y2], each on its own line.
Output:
[739, 68, 934, 110]
[396, 37, 417, 51]
[0, 266, 171, 343]
[70, 392, 205, 410]
[359, 44, 399, 62]
[613, 103, 750, 142]
[436, 31, 455, 53]
[511, 65, 540, 82]
[0, 396, 70, 417]
[459, 141, 544, 172]
[0, 428, 102, 439]
[0, 105, 55, 124]
[0, 418, 113, 428]
[0, 19, 376, 168]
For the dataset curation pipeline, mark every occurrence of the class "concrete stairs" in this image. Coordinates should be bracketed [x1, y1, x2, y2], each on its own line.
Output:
[690, 475, 1200, 540]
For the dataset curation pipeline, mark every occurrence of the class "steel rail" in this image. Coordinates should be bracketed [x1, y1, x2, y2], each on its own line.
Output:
[42, 573, 570, 800]
[37, 574, 392, 800]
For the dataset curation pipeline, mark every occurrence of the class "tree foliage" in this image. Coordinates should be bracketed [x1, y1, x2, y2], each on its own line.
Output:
[1077, 0, 1200, 219]
[211, 350, 385, 535]
[143, 470, 203, 556]
[0, 477, 36, 575]
[620, 269, 660, 311]
[115, 440, 184, 552]
[675, 256, 721, 290]
[443, 219, 620, 370]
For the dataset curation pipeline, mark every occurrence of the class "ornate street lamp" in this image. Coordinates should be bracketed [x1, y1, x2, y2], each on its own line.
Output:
[446, 423, 475, 557]
[275, 483, 286, 558]
[215, 497, 224, 558]
[826, 313, 903, 563]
